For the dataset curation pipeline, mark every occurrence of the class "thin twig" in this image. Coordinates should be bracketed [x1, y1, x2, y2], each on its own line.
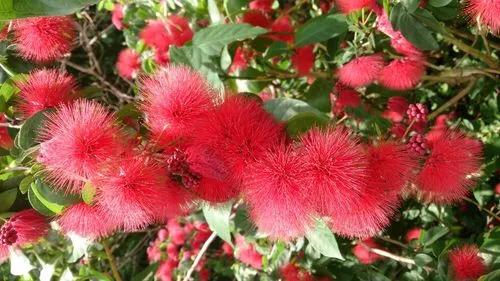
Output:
[428, 78, 477, 120]
[103, 241, 123, 281]
[377, 236, 409, 249]
[182, 231, 217, 281]
[0, 123, 21, 129]
[442, 33, 499, 68]
[462, 197, 500, 221]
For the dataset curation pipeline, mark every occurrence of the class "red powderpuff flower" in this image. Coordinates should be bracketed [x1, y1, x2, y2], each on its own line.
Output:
[13, 16, 76, 63]
[0, 115, 13, 149]
[93, 155, 173, 231]
[58, 203, 117, 239]
[241, 10, 272, 28]
[165, 15, 193, 47]
[416, 130, 482, 204]
[335, 0, 376, 14]
[464, 0, 500, 34]
[280, 263, 314, 281]
[235, 235, 263, 270]
[188, 95, 285, 182]
[112, 4, 125, 30]
[0, 210, 48, 246]
[243, 144, 314, 240]
[378, 58, 425, 91]
[391, 34, 423, 58]
[229, 47, 251, 73]
[382, 96, 409, 123]
[140, 66, 217, 147]
[291, 45, 314, 76]
[249, 0, 274, 12]
[269, 16, 294, 43]
[38, 100, 126, 193]
[337, 54, 384, 88]
[449, 245, 487, 281]
[332, 83, 361, 115]
[116, 49, 141, 79]
[0, 25, 8, 41]
[405, 227, 422, 242]
[299, 127, 368, 217]
[140, 20, 171, 51]
[330, 143, 415, 238]
[17, 69, 77, 118]
[352, 238, 384, 264]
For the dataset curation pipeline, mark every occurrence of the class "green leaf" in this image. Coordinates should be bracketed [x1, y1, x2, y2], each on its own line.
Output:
[0, 81, 17, 102]
[305, 78, 333, 112]
[81, 182, 96, 205]
[29, 180, 80, 215]
[0, 0, 98, 20]
[402, 0, 420, 13]
[207, 0, 223, 24]
[295, 14, 347, 47]
[286, 112, 329, 137]
[0, 188, 17, 212]
[479, 269, 500, 281]
[169, 46, 203, 68]
[202, 202, 233, 246]
[264, 98, 330, 122]
[224, 0, 247, 18]
[193, 23, 267, 56]
[131, 263, 159, 281]
[19, 175, 33, 194]
[305, 218, 344, 260]
[429, 0, 452, 7]
[391, 4, 439, 50]
[16, 110, 47, 150]
[420, 226, 449, 246]
[264, 41, 289, 59]
[28, 185, 56, 216]
[414, 253, 434, 267]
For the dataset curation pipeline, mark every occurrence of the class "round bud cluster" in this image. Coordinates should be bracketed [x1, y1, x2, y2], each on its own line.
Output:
[408, 134, 428, 155]
[407, 103, 428, 122]
[166, 149, 201, 189]
[0, 222, 18, 245]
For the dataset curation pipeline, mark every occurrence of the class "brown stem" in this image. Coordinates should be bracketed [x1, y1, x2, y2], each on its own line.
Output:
[442, 34, 499, 68]
[377, 236, 409, 249]
[427, 78, 477, 120]
[103, 241, 123, 281]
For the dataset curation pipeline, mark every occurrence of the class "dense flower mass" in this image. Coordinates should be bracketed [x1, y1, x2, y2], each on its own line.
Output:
[337, 54, 384, 88]
[378, 58, 425, 90]
[448, 245, 486, 281]
[13, 16, 76, 62]
[116, 48, 141, 79]
[16, 69, 77, 118]
[464, 0, 500, 34]
[58, 203, 116, 239]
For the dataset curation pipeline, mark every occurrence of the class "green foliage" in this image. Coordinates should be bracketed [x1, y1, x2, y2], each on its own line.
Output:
[0, 0, 98, 20]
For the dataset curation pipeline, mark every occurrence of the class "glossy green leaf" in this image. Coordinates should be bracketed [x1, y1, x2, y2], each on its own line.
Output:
[295, 14, 347, 47]
[0, 188, 17, 212]
[207, 0, 223, 24]
[16, 110, 47, 150]
[402, 0, 420, 13]
[429, 0, 452, 7]
[420, 226, 449, 246]
[305, 78, 333, 112]
[0, 0, 98, 20]
[264, 98, 329, 122]
[29, 180, 80, 215]
[305, 218, 344, 260]
[202, 202, 233, 246]
[286, 112, 329, 137]
[19, 175, 33, 194]
[391, 4, 439, 50]
[28, 186, 56, 216]
[224, 0, 248, 18]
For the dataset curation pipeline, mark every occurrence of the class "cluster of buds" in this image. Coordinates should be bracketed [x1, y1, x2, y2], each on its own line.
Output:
[407, 103, 428, 123]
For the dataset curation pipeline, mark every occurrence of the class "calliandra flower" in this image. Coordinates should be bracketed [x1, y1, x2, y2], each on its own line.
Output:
[337, 54, 384, 88]
[405, 227, 422, 242]
[335, 0, 376, 14]
[241, 10, 272, 28]
[13, 16, 77, 63]
[58, 203, 117, 239]
[0, 26, 8, 41]
[331, 83, 361, 115]
[164, 15, 193, 47]
[449, 244, 487, 281]
[416, 130, 482, 204]
[0, 210, 48, 246]
[140, 20, 170, 51]
[0, 245, 8, 264]
[464, 0, 500, 34]
[352, 238, 384, 264]
[155, 49, 169, 65]
[391, 34, 423, 58]
[243, 144, 314, 240]
[292, 45, 314, 76]
[116, 48, 141, 79]
[426, 114, 451, 147]
[229, 47, 250, 73]
[330, 143, 414, 238]
[188, 96, 285, 184]
[234, 235, 263, 270]
[140, 66, 217, 147]
[249, 0, 274, 12]
[382, 96, 409, 123]
[280, 263, 314, 281]
[299, 127, 368, 217]
[495, 183, 500, 194]
[0, 115, 13, 149]
[93, 155, 173, 231]
[112, 4, 125, 30]
[38, 100, 126, 193]
[268, 16, 294, 43]
[378, 58, 425, 91]
[16, 69, 77, 118]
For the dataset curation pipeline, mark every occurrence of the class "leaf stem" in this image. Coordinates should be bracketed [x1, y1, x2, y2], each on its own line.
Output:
[182, 231, 218, 281]
[427, 78, 476, 120]
[442, 33, 499, 68]
[462, 197, 500, 222]
[103, 241, 123, 281]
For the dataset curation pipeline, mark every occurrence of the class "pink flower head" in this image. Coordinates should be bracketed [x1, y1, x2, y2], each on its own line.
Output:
[244, 144, 314, 240]
[38, 100, 126, 193]
[280, 263, 314, 281]
[416, 130, 482, 204]
[157, 259, 178, 281]
[229, 47, 251, 73]
[140, 20, 171, 51]
[112, 4, 125, 30]
[337, 54, 384, 88]
[58, 203, 116, 239]
[391, 34, 423, 57]
[405, 227, 422, 242]
[332, 83, 361, 115]
[0, 210, 48, 246]
[407, 103, 428, 123]
[335, 0, 376, 14]
[165, 15, 193, 47]
[241, 10, 272, 28]
[187, 96, 285, 201]
[382, 96, 409, 123]
[17, 69, 77, 118]
[464, 0, 500, 34]
[249, 0, 274, 12]
[13, 16, 77, 63]
[116, 48, 141, 79]
[235, 235, 263, 269]
[408, 133, 429, 155]
[140, 66, 217, 147]
[352, 238, 384, 264]
[292, 45, 314, 76]
[299, 128, 368, 217]
[449, 244, 486, 281]
[0, 115, 13, 149]
[269, 16, 294, 43]
[378, 58, 425, 91]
